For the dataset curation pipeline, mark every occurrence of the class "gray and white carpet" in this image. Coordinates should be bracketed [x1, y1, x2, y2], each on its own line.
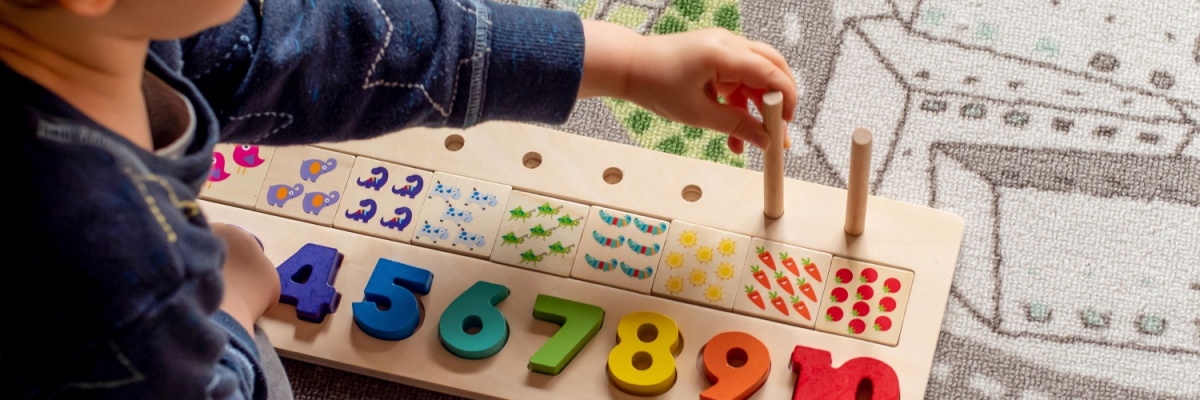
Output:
[283, 0, 1200, 398]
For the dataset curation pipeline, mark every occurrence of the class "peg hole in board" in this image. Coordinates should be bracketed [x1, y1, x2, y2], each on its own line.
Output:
[682, 184, 702, 202]
[604, 167, 624, 184]
[523, 152, 542, 169]
[445, 134, 465, 151]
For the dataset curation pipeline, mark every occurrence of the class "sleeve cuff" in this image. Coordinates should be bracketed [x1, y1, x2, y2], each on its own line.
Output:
[477, 1, 584, 125]
[211, 310, 261, 358]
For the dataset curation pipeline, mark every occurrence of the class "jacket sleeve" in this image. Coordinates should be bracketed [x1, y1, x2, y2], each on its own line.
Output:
[209, 311, 269, 400]
[6, 128, 265, 399]
[179, 0, 585, 145]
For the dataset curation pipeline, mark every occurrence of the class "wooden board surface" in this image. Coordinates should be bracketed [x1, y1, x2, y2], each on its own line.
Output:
[203, 121, 965, 399]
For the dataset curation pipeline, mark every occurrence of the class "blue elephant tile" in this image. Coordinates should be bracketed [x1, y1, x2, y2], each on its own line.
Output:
[201, 143, 277, 209]
[333, 157, 433, 243]
[411, 172, 512, 259]
[254, 146, 356, 226]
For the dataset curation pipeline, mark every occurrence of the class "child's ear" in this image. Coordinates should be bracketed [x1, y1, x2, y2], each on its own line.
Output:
[56, 0, 115, 17]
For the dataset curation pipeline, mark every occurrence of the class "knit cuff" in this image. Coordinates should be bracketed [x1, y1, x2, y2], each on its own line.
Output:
[477, 1, 584, 126]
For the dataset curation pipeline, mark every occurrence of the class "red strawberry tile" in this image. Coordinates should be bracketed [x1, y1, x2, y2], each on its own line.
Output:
[816, 257, 913, 346]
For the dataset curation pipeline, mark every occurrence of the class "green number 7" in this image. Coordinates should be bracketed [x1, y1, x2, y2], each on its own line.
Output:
[529, 294, 605, 375]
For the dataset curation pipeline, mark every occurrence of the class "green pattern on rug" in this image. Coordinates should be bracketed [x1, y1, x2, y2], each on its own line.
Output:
[601, 0, 746, 167]
[520, 0, 748, 167]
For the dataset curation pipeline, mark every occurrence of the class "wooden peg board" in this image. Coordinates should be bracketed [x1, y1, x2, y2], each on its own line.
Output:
[200, 121, 964, 399]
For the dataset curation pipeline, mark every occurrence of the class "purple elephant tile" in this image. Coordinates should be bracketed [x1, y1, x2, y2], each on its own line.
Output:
[255, 146, 356, 226]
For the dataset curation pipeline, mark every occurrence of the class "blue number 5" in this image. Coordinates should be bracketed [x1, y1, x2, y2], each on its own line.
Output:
[352, 259, 433, 341]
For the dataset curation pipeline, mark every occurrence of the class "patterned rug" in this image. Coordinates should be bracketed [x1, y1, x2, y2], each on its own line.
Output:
[283, 0, 1200, 398]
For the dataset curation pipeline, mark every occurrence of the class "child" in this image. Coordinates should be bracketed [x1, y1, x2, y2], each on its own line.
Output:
[0, 0, 796, 399]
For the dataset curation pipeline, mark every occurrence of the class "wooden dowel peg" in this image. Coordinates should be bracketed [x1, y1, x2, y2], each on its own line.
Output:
[762, 91, 785, 220]
[845, 128, 873, 236]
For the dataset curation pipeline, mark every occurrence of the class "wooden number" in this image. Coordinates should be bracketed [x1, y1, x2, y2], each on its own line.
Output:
[700, 332, 771, 400]
[528, 294, 605, 375]
[438, 281, 511, 359]
[606, 311, 682, 396]
[351, 258, 433, 340]
[790, 345, 900, 400]
[277, 243, 343, 323]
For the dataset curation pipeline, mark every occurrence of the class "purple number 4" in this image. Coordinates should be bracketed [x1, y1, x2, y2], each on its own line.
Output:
[277, 243, 343, 323]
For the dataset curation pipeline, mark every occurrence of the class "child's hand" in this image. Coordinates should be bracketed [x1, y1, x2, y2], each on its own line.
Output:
[580, 21, 797, 154]
[211, 223, 281, 334]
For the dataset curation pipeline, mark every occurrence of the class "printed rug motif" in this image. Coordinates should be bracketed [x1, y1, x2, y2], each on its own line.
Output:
[285, 1, 1200, 398]
[516, 1, 1200, 398]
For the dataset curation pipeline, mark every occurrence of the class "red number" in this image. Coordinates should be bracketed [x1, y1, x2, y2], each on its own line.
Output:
[790, 346, 899, 400]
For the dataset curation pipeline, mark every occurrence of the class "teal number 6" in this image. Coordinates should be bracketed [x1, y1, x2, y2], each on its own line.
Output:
[439, 281, 510, 359]
[352, 258, 433, 341]
[529, 294, 604, 375]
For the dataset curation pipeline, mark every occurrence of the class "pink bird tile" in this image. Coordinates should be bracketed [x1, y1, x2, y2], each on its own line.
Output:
[201, 143, 277, 208]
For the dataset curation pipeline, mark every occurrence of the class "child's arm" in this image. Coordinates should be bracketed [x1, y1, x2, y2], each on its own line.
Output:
[203, 223, 282, 400]
[7, 156, 275, 400]
[172, 1, 795, 151]
[175, 0, 585, 144]
[210, 224, 280, 335]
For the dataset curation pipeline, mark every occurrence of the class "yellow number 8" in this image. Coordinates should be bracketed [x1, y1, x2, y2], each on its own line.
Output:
[606, 311, 683, 396]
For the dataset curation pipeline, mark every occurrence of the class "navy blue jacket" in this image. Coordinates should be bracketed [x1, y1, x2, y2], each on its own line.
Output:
[1, 1, 583, 399]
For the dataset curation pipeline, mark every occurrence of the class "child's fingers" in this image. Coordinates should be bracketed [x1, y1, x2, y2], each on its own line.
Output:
[700, 85, 749, 154]
[746, 40, 795, 86]
[694, 95, 770, 150]
[727, 136, 746, 154]
[708, 37, 794, 100]
[723, 90, 751, 154]
[708, 35, 797, 122]
[737, 86, 793, 150]
[715, 56, 792, 121]
[713, 81, 743, 100]
[746, 41, 798, 121]
[726, 86, 753, 110]
[714, 49, 791, 96]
